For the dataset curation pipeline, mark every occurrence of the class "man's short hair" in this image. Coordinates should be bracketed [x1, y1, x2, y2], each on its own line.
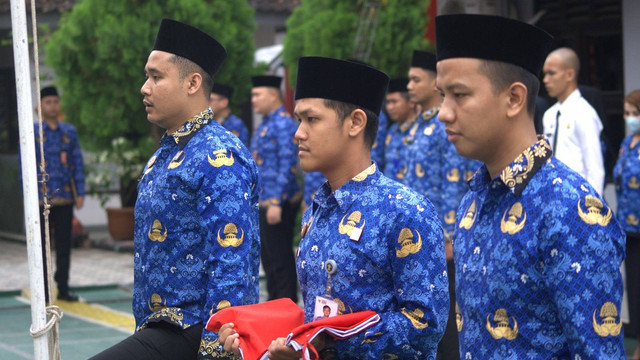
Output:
[324, 99, 378, 148]
[479, 60, 539, 116]
[171, 55, 212, 99]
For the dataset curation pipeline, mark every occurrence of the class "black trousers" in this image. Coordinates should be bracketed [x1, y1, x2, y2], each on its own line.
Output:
[626, 232, 640, 337]
[89, 323, 203, 360]
[259, 201, 300, 303]
[436, 259, 460, 360]
[40, 204, 73, 296]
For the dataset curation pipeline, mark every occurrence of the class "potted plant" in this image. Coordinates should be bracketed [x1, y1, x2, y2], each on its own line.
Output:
[86, 136, 156, 240]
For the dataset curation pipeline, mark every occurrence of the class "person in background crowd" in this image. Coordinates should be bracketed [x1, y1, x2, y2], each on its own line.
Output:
[614, 89, 640, 360]
[209, 83, 249, 146]
[250, 75, 301, 304]
[542, 47, 605, 195]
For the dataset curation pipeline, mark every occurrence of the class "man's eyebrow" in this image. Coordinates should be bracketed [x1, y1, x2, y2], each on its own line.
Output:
[294, 108, 314, 118]
[436, 82, 470, 92]
[144, 67, 161, 75]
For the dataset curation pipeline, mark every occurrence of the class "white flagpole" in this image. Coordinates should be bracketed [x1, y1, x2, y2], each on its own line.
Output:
[10, 0, 50, 358]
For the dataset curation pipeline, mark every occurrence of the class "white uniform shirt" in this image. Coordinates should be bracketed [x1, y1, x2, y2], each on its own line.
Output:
[543, 88, 604, 195]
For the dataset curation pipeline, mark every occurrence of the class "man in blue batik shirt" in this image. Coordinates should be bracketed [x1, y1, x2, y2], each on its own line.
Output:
[383, 78, 417, 182]
[303, 171, 326, 212]
[435, 14, 626, 359]
[91, 19, 260, 360]
[32, 86, 85, 302]
[221, 57, 450, 359]
[209, 83, 249, 146]
[250, 75, 301, 303]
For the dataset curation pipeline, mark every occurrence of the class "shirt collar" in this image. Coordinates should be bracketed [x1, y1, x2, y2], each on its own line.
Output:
[263, 105, 286, 123]
[421, 105, 441, 123]
[559, 88, 581, 107]
[165, 108, 214, 149]
[312, 163, 380, 213]
[469, 136, 552, 196]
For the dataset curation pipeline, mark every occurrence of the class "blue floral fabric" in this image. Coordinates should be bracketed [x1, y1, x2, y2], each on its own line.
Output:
[34, 121, 85, 205]
[134, 109, 261, 359]
[395, 108, 469, 239]
[303, 171, 326, 209]
[250, 105, 301, 206]
[614, 135, 640, 233]
[297, 164, 449, 359]
[383, 114, 420, 183]
[454, 138, 626, 359]
[218, 113, 249, 147]
[371, 110, 389, 172]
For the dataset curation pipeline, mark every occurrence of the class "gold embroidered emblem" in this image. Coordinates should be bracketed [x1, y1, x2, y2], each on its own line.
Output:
[424, 124, 435, 136]
[446, 168, 460, 182]
[301, 217, 313, 238]
[208, 149, 234, 167]
[627, 214, 639, 226]
[401, 307, 429, 329]
[455, 302, 463, 332]
[396, 228, 422, 258]
[210, 300, 231, 316]
[500, 202, 526, 235]
[459, 200, 477, 230]
[385, 134, 392, 146]
[593, 302, 622, 337]
[198, 338, 223, 357]
[260, 127, 268, 137]
[444, 210, 456, 225]
[167, 150, 185, 169]
[396, 166, 408, 180]
[353, 164, 376, 181]
[486, 308, 518, 340]
[500, 147, 536, 189]
[382, 354, 398, 360]
[465, 170, 474, 182]
[361, 331, 383, 344]
[339, 211, 366, 237]
[415, 163, 425, 178]
[148, 219, 167, 242]
[148, 293, 166, 311]
[629, 176, 640, 189]
[143, 155, 157, 176]
[577, 195, 612, 226]
[216, 223, 244, 247]
[334, 298, 352, 315]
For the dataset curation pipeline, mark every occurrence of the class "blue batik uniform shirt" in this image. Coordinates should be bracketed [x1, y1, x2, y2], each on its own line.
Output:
[383, 114, 419, 182]
[250, 105, 301, 206]
[218, 113, 249, 147]
[614, 134, 640, 233]
[403, 107, 469, 239]
[134, 109, 261, 359]
[297, 164, 449, 359]
[454, 138, 626, 359]
[303, 171, 326, 209]
[34, 121, 85, 205]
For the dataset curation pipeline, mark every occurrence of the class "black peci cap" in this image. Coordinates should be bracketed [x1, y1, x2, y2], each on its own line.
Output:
[411, 50, 437, 72]
[251, 75, 282, 89]
[40, 86, 58, 99]
[435, 14, 553, 76]
[153, 19, 227, 77]
[211, 83, 233, 99]
[387, 78, 409, 94]
[295, 56, 390, 115]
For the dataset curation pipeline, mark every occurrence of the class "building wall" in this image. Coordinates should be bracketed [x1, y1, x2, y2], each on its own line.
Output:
[623, 0, 640, 97]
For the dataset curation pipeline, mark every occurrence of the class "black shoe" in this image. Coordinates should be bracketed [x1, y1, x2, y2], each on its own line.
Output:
[57, 290, 79, 302]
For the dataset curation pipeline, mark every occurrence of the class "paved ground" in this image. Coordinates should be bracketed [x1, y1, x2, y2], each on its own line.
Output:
[1, 223, 637, 359]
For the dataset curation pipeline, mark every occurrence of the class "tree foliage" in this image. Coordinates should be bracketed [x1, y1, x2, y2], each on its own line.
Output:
[283, 0, 431, 86]
[45, 0, 255, 151]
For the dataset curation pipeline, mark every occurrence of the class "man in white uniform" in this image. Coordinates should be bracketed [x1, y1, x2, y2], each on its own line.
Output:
[542, 47, 604, 194]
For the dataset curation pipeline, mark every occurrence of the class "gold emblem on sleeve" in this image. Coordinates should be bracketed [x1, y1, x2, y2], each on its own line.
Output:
[629, 176, 640, 189]
[401, 307, 429, 329]
[593, 302, 622, 337]
[444, 210, 456, 224]
[148, 293, 167, 311]
[339, 211, 366, 237]
[217, 223, 244, 247]
[500, 202, 526, 235]
[486, 308, 518, 340]
[396, 228, 422, 258]
[208, 149, 234, 167]
[446, 168, 460, 182]
[415, 163, 425, 178]
[459, 200, 477, 230]
[577, 195, 611, 226]
[396, 166, 408, 180]
[627, 214, 639, 226]
[148, 219, 167, 242]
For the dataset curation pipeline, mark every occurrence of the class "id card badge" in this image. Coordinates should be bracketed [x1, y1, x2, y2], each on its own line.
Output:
[314, 296, 338, 321]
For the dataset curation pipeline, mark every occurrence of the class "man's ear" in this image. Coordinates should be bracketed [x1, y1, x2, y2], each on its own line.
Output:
[506, 82, 527, 118]
[186, 72, 202, 95]
[347, 108, 367, 138]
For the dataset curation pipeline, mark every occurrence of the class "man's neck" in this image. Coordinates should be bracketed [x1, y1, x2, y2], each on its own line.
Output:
[166, 104, 209, 135]
[558, 84, 577, 104]
[262, 102, 283, 116]
[44, 117, 59, 129]
[324, 150, 372, 192]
